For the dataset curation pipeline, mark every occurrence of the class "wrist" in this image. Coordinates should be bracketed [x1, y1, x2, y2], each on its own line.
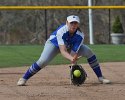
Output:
[72, 58, 77, 64]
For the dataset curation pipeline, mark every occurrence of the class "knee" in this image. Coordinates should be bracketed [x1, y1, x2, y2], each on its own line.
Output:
[79, 45, 94, 58]
[84, 49, 94, 59]
[36, 58, 48, 68]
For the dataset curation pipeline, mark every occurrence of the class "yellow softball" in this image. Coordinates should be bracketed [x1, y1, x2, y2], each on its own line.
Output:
[73, 70, 81, 77]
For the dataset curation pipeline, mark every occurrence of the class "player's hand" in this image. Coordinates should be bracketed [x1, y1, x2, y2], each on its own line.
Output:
[71, 56, 82, 64]
[72, 59, 77, 64]
[71, 57, 77, 64]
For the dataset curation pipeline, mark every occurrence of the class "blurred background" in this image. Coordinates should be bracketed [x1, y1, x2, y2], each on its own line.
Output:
[0, 0, 125, 45]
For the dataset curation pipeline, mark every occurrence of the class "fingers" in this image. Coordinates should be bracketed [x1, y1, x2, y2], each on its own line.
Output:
[71, 56, 82, 65]
[77, 56, 82, 59]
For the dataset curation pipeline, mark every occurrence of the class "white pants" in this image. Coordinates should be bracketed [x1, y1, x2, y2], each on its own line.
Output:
[36, 39, 94, 68]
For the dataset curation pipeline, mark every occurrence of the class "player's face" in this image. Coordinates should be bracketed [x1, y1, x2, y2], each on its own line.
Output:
[66, 21, 79, 34]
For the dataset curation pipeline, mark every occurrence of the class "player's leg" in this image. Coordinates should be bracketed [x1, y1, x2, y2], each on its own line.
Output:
[77, 44, 111, 84]
[17, 40, 60, 86]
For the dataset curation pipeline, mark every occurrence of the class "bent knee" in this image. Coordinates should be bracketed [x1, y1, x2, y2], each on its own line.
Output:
[85, 49, 94, 58]
[82, 47, 94, 58]
[36, 58, 48, 68]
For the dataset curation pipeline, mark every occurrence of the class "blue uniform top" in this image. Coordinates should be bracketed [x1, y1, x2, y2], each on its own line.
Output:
[49, 24, 84, 53]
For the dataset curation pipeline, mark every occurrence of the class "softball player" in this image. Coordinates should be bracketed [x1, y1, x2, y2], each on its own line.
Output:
[17, 15, 111, 86]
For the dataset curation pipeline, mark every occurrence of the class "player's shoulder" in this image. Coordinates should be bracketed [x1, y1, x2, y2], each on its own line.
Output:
[76, 30, 84, 38]
[57, 24, 68, 35]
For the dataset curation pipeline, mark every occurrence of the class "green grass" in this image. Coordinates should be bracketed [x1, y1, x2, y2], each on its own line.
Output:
[88, 44, 125, 62]
[0, 44, 125, 68]
[0, 45, 42, 68]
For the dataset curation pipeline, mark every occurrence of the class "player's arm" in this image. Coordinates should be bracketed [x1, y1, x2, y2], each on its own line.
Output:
[71, 52, 79, 61]
[70, 33, 84, 61]
[56, 28, 78, 63]
[59, 45, 77, 64]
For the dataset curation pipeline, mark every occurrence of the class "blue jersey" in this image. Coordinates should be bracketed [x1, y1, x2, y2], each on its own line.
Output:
[49, 24, 84, 53]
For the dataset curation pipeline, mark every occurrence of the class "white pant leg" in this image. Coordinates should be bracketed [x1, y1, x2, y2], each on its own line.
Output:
[36, 40, 60, 68]
[77, 44, 94, 58]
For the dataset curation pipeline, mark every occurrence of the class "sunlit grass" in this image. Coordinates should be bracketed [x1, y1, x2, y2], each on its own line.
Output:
[0, 44, 125, 68]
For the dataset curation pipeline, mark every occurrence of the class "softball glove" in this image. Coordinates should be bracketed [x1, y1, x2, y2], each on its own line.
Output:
[69, 64, 87, 86]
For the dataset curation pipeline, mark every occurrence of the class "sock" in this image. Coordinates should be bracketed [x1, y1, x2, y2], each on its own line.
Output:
[23, 62, 41, 80]
[87, 55, 103, 78]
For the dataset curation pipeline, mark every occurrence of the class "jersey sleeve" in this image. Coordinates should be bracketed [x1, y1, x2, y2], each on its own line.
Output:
[56, 29, 65, 45]
[72, 32, 84, 53]
[73, 38, 83, 53]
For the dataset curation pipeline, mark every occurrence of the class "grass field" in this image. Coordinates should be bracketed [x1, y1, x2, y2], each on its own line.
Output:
[0, 44, 125, 68]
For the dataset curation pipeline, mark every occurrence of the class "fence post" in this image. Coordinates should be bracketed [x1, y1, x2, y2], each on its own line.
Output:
[44, 9, 48, 41]
[108, 9, 111, 44]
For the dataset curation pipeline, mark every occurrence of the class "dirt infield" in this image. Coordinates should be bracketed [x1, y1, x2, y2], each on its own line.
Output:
[0, 62, 125, 100]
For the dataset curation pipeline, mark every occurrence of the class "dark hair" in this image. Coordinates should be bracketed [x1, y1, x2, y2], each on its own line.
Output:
[77, 27, 82, 32]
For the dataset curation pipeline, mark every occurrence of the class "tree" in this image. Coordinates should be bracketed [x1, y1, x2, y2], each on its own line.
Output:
[112, 16, 124, 33]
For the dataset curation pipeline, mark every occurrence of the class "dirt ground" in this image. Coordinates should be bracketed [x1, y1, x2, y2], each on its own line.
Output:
[0, 62, 125, 100]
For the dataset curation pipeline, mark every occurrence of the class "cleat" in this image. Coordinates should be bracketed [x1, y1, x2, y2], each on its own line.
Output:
[98, 77, 111, 84]
[17, 78, 27, 86]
